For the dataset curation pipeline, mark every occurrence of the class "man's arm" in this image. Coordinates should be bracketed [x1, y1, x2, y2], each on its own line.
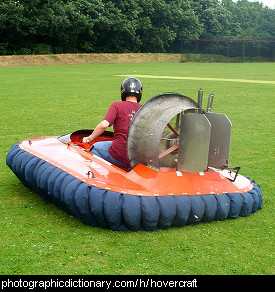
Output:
[82, 120, 110, 143]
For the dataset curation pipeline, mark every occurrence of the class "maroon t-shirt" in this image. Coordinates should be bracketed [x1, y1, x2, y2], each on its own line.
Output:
[104, 101, 141, 164]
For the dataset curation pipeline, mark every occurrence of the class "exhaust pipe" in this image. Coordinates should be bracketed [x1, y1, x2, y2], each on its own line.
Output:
[207, 94, 214, 112]
[197, 88, 203, 108]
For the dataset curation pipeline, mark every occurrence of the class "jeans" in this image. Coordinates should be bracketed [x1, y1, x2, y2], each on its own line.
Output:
[91, 141, 127, 168]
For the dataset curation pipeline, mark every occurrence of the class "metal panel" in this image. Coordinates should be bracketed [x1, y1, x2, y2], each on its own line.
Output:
[204, 113, 232, 168]
[177, 113, 211, 173]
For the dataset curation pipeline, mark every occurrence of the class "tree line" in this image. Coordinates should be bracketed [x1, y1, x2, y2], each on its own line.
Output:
[0, 0, 274, 55]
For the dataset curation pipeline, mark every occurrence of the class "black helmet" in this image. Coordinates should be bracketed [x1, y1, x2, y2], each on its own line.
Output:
[121, 77, 142, 102]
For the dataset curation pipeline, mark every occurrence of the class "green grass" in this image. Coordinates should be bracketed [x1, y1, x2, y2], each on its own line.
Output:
[0, 62, 274, 275]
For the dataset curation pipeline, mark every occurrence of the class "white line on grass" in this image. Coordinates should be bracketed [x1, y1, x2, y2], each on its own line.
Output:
[115, 74, 275, 85]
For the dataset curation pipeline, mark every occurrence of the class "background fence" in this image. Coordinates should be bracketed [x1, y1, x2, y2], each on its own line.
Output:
[181, 39, 275, 62]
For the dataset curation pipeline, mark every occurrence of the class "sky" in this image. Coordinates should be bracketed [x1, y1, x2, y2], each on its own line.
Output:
[232, 0, 275, 9]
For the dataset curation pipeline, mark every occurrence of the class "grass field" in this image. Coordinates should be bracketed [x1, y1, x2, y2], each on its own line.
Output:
[0, 62, 274, 275]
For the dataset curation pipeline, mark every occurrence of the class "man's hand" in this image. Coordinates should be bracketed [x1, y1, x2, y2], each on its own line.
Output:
[82, 136, 91, 143]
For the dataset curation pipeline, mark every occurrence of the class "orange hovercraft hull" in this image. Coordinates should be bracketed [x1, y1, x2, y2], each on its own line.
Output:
[6, 131, 263, 231]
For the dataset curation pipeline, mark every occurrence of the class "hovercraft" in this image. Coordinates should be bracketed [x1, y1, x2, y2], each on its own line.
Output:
[6, 92, 263, 231]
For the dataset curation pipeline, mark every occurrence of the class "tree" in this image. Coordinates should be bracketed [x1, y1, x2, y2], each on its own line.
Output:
[0, 1, 28, 54]
[90, 0, 139, 53]
[232, 0, 275, 40]
[189, 0, 241, 40]
[0, 0, 274, 55]
[108, 0, 201, 53]
[0, 0, 94, 54]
